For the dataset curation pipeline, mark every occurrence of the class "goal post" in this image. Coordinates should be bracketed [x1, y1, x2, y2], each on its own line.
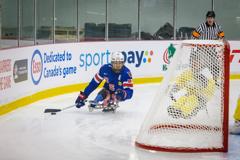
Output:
[135, 40, 230, 152]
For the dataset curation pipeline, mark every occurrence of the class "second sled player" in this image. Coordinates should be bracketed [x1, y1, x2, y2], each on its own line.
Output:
[75, 51, 133, 112]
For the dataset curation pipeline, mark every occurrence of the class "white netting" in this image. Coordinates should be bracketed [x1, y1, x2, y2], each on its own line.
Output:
[136, 40, 229, 152]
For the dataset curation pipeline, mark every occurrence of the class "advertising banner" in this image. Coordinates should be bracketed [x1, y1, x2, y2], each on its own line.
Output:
[0, 41, 239, 105]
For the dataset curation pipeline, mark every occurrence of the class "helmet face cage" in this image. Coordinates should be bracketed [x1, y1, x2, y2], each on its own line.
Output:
[111, 52, 124, 73]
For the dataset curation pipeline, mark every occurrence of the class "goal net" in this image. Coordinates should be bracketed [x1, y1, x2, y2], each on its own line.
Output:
[135, 40, 230, 152]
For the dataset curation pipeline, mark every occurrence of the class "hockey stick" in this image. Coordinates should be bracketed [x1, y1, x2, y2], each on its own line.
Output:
[44, 100, 88, 114]
[44, 104, 76, 114]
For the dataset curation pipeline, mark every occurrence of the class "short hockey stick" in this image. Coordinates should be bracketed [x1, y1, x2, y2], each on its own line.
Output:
[44, 100, 88, 114]
[44, 104, 76, 113]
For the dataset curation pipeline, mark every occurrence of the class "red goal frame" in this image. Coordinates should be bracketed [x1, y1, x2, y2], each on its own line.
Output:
[135, 41, 230, 152]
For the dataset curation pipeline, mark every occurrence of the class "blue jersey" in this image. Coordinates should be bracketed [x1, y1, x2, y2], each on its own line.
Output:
[83, 64, 133, 101]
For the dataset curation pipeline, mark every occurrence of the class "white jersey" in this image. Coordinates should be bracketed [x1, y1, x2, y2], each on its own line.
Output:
[192, 22, 224, 40]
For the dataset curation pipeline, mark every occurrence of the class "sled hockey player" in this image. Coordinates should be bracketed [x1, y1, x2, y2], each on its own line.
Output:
[168, 69, 216, 119]
[75, 51, 133, 112]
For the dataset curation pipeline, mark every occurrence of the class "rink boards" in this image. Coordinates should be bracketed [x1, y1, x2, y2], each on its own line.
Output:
[0, 40, 240, 115]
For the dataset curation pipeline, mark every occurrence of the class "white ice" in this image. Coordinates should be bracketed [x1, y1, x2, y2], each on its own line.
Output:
[0, 81, 240, 160]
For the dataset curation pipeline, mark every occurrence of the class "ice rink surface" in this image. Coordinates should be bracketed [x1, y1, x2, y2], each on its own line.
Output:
[0, 81, 240, 160]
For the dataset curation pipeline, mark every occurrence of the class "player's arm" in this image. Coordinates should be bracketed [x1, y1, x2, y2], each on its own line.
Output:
[116, 70, 133, 101]
[217, 25, 225, 39]
[75, 66, 105, 108]
[192, 24, 202, 39]
[83, 67, 104, 97]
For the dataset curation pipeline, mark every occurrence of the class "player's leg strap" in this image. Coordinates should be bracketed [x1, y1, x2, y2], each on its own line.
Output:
[93, 88, 110, 103]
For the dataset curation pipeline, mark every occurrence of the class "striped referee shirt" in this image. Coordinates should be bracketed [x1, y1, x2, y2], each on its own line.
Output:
[192, 22, 224, 40]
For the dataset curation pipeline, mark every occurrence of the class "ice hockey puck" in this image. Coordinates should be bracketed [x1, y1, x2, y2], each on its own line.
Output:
[51, 112, 56, 115]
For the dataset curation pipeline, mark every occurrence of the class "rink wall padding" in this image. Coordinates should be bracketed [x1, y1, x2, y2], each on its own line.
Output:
[0, 77, 162, 115]
[0, 40, 240, 115]
[0, 83, 88, 115]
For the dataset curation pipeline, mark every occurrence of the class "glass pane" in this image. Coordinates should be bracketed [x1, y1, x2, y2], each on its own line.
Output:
[176, 0, 212, 40]
[108, 0, 138, 40]
[20, 0, 34, 46]
[36, 0, 53, 44]
[55, 0, 77, 43]
[215, 0, 240, 40]
[0, 0, 18, 48]
[141, 0, 174, 40]
[79, 0, 106, 41]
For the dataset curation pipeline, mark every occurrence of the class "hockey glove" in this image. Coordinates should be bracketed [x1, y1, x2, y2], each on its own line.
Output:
[115, 89, 127, 101]
[75, 91, 87, 108]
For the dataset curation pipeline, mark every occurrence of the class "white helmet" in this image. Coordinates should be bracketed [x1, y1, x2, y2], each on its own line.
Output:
[111, 52, 124, 62]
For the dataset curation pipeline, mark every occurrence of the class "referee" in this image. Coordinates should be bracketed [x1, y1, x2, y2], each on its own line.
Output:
[192, 11, 224, 40]
[190, 11, 224, 88]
